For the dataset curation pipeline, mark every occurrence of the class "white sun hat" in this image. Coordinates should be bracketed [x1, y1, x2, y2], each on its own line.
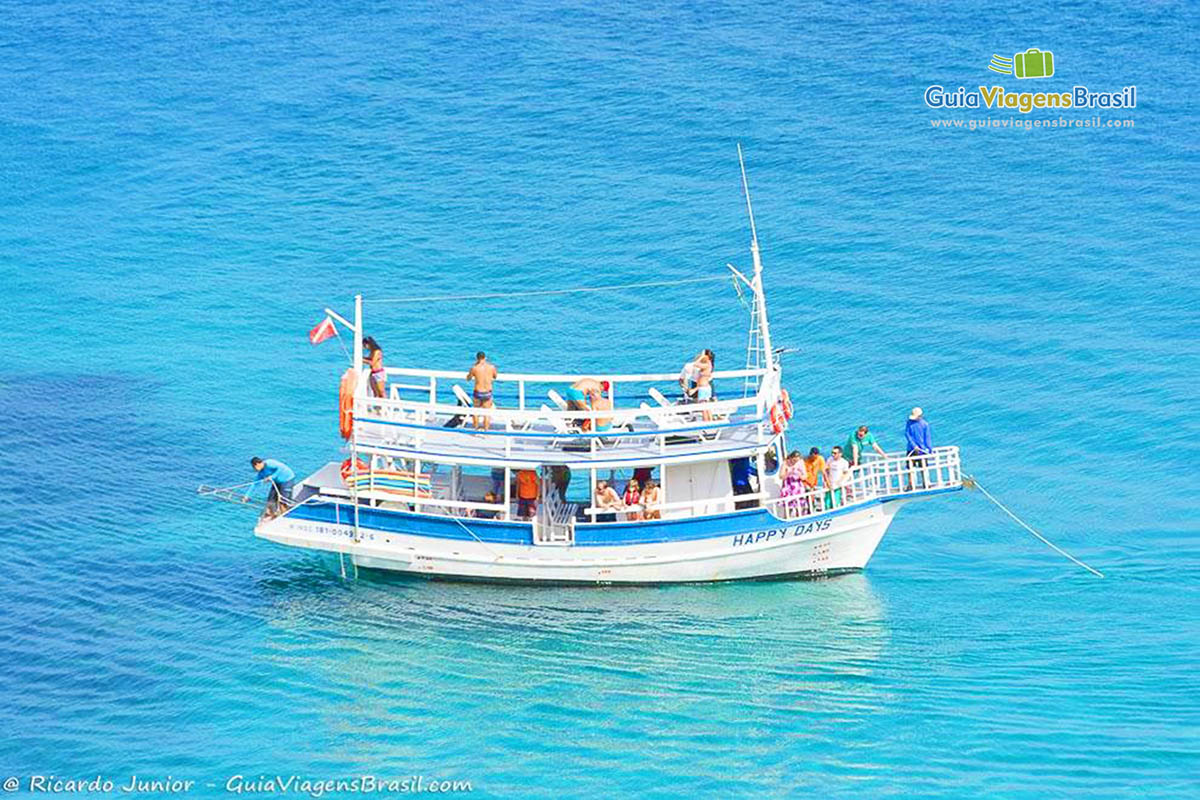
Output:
[909, 406, 923, 420]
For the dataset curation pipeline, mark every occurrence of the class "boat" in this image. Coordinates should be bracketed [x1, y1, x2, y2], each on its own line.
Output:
[236, 154, 964, 584]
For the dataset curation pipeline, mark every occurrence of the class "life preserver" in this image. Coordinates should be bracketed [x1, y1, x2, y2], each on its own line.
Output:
[770, 403, 785, 434]
[781, 389, 794, 420]
[340, 457, 368, 484]
[338, 368, 357, 440]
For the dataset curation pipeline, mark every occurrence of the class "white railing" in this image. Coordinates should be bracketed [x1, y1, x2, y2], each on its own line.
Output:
[313, 447, 961, 528]
[351, 388, 779, 464]
[769, 447, 962, 520]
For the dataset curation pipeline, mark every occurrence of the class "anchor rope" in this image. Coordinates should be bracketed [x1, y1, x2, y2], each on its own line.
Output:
[447, 515, 504, 562]
[966, 474, 1104, 578]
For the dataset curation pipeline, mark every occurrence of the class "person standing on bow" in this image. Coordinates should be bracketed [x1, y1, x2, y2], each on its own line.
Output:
[824, 446, 851, 508]
[845, 425, 886, 467]
[802, 447, 826, 510]
[467, 351, 498, 431]
[904, 406, 934, 490]
[249, 457, 296, 518]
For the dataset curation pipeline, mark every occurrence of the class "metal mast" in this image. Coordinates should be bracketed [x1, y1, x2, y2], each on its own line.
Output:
[737, 144, 775, 396]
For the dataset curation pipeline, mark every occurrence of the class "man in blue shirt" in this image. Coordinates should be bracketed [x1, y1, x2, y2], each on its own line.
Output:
[904, 407, 933, 490]
[251, 457, 296, 517]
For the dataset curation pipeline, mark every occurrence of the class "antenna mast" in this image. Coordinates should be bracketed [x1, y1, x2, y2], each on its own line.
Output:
[737, 144, 775, 388]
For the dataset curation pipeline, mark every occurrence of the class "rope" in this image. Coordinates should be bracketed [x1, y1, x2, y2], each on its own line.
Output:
[368, 275, 731, 304]
[966, 474, 1104, 578]
[448, 515, 504, 562]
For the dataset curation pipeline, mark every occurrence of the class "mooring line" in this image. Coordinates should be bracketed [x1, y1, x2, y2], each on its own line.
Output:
[966, 475, 1104, 578]
[448, 515, 504, 562]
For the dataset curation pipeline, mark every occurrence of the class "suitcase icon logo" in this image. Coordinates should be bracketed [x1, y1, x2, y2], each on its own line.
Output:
[988, 49, 1055, 79]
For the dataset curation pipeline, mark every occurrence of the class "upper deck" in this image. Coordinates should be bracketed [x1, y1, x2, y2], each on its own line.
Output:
[354, 364, 784, 468]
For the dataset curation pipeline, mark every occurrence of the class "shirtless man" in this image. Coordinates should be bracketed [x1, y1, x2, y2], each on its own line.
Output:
[566, 377, 604, 430]
[593, 479, 623, 522]
[466, 351, 498, 430]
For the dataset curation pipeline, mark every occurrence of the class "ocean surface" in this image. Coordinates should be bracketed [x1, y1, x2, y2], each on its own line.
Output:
[1, 0, 1197, 796]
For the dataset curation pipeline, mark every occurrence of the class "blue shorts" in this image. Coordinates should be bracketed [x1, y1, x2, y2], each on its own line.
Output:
[696, 385, 713, 401]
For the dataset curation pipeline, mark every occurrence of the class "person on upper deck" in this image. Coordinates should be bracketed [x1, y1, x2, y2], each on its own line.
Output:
[904, 406, 933, 490]
[845, 425, 886, 466]
[566, 378, 604, 430]
[678, 353, 702, 401]
[467, 351, 498, 431]
[249, 457, 295, 518]
[364, 338, 387, 398]
[695, 350, 715, 421]
[591, 381, 614, 432]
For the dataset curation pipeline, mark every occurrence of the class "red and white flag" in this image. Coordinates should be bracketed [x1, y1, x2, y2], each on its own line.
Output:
[309, 316, 336, 345]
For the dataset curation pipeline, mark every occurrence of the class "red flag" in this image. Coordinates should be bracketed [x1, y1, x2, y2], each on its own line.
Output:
[309, 316, 336, 345]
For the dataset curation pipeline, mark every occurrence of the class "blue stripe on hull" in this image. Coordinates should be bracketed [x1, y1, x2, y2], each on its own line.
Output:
[284, 486, 961, 547]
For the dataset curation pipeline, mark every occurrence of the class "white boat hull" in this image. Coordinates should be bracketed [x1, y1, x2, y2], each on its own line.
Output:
[255, 498, 917, 584]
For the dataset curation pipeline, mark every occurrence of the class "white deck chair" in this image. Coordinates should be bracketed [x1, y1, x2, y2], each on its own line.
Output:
[647, 387, 674, 408]
[547, 389, 569, 410]
[452, 384, 473, 406]
[647, 388, 723, 441]
[541, 404, 571, 435]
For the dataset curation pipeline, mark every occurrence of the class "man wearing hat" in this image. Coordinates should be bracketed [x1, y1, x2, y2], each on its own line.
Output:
[904, 407, 933, 490]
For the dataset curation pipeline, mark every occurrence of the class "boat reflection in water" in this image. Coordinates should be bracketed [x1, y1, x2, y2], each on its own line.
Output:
[255, 563, 892, 758]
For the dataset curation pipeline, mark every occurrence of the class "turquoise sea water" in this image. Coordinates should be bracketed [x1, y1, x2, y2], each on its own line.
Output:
[1, 1, 1197, 796]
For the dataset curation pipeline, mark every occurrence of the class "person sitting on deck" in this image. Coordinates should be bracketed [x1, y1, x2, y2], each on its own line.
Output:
[824, 446, 851, 508]
[467, 351, 498, 431]
[641, 479, 661, 520]
[845, 425, 886, 467]
[249, 457, 295, 518]
[904, 406, 933, 490]
[623, 478, 642, 521]
[477, 491, 500, 520]
[593, 479, 623, 522]
[516, 469, 539, 519]
[780, 450, 807, 517]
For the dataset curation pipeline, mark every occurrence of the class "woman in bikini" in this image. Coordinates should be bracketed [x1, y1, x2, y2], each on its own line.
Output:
[623, 478, 642, 521]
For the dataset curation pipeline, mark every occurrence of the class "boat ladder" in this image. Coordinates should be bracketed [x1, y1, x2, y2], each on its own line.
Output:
[533, 488, 576, 546]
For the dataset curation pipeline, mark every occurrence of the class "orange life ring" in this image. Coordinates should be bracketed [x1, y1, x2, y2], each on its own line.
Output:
[770, 403, 785, 434]
[781, 389, 794, 420]
[338, 368, 357, 440]
[340, 457, 368, 483]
